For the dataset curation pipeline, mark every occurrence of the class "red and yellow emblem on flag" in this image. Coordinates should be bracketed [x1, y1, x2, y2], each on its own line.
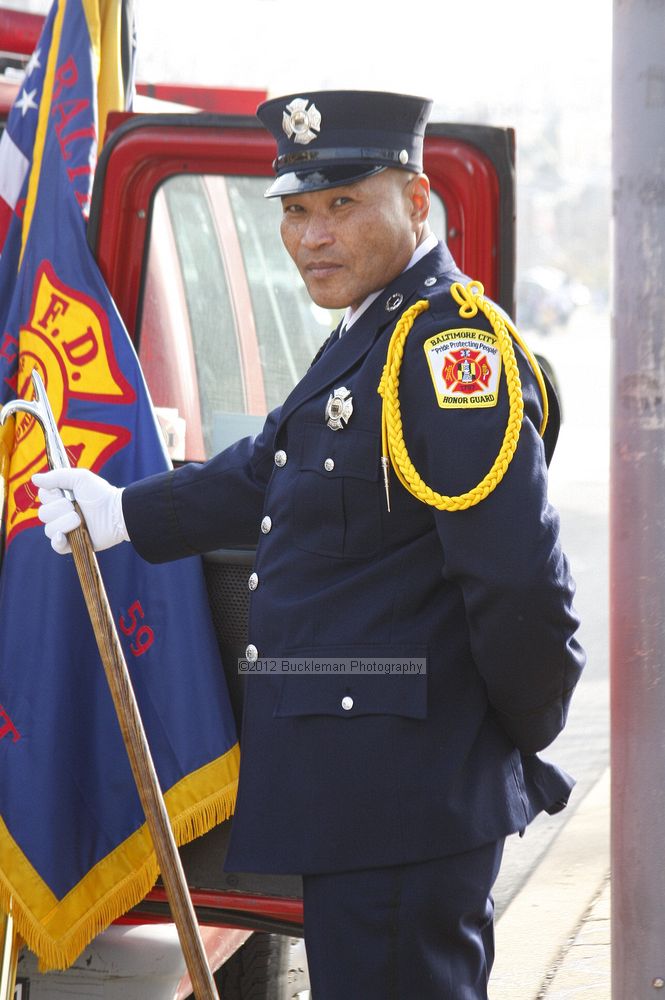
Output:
[6, 262, 133, 543]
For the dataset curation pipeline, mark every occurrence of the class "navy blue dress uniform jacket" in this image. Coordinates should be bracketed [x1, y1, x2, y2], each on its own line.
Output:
[123, 241, 585, 875]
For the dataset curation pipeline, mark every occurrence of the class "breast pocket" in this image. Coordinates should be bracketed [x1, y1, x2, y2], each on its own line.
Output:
[292, 422, 383, 559]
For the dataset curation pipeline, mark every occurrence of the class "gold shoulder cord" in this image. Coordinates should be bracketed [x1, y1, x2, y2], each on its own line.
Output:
[377, 279, 549, 512]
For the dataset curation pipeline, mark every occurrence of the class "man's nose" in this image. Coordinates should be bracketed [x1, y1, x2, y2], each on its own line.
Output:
[301, 214, 334, 249]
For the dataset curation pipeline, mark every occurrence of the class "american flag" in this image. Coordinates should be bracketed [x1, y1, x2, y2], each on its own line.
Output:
[0, 19, 50, 255]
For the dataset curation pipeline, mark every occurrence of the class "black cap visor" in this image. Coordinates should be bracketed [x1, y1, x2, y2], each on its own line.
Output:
[264, 163, 385, 198]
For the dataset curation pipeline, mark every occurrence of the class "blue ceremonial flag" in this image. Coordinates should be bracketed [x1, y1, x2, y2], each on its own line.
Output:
[0, 0, 239, 970]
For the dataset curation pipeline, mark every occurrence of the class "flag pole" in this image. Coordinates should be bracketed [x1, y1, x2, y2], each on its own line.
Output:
[0, 904, 20, 1000]
[0, 371, 219, 1000]
[1, 421, 21, 1000]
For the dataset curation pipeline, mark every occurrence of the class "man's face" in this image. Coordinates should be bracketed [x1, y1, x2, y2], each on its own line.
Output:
[280, 169, 430, 312]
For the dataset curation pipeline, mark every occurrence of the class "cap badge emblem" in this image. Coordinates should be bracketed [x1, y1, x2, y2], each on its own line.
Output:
[325, 386, 353, 431]
[282, 98, 322, 145]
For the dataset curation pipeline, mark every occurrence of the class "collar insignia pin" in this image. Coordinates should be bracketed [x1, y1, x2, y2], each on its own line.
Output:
[282, 98, 322, 145]
[386, 292, 404, 312]
[325, 386, 353, 431]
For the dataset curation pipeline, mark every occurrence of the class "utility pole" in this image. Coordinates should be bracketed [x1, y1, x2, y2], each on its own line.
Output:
[611, 0, 665, 995]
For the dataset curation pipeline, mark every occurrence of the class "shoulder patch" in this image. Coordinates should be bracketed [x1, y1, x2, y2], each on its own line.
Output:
[423, 327, 501, 409]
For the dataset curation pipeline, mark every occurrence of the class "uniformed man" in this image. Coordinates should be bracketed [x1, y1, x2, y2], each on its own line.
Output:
[34, 90, 585, 1000]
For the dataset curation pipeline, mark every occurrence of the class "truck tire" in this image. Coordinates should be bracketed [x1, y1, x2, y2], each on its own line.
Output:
[214, 933, 310, 1000]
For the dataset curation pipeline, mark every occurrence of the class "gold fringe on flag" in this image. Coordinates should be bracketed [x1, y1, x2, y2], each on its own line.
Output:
[0, 743, 239, 971]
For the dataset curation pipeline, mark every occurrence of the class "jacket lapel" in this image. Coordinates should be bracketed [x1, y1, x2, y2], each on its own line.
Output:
[276, 243, 460, 432]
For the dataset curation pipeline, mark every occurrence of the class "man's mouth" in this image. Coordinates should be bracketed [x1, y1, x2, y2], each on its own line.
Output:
[304, 261, 342, 278]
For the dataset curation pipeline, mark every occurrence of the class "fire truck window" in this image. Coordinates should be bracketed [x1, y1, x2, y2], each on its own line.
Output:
[428, 193, 446, 244]
[225, 174, 341, 409]
[139, 175, 243, 461]
[138, 173, 446, 463]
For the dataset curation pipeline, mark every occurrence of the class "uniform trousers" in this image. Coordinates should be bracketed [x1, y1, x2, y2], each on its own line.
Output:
[302, 839, 505, 1000]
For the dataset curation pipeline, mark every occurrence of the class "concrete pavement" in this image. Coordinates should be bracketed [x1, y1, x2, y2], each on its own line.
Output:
[490, 768, 610, 999]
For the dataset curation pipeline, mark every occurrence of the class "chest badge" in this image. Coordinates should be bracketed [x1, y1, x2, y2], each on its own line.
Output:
[325, 386, 353, 430]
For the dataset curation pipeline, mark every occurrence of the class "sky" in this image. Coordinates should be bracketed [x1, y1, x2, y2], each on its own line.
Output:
[132, 0, 612, 128]
[6, 0, 612, 129]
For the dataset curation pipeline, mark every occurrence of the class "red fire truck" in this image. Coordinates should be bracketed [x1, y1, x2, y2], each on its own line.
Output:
[0, 7, 520, 998]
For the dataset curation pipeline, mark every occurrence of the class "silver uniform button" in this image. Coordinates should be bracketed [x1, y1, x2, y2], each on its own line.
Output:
[248, 572, 259, 591]
[341, 696, 354, 711]
[261, 515, 272, 534]
[246, 644, 258, 661]
[324, 457, 335, 472]
[424, 276, 437, 287]
[274, 450, 287, 467]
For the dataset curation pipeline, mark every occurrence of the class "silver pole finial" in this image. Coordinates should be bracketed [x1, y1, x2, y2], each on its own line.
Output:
[0, 368, 72, 471]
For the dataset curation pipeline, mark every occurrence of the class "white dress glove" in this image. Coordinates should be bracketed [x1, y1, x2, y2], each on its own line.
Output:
[32, 468, 129, 555]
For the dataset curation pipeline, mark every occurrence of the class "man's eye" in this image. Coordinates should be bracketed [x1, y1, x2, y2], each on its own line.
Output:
[333, 196, 352, 207]
[283, 203, 304, 214]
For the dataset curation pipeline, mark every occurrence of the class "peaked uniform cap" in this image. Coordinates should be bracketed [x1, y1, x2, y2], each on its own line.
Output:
[256, 89, 433, 197]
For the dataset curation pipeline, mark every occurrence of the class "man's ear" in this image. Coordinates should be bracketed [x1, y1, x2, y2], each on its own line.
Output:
[407, 173, 431, 226]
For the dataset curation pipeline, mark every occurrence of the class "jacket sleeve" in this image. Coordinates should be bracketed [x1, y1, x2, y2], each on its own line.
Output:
[399, 311, 585, 754]
[122, 407, 280, 563]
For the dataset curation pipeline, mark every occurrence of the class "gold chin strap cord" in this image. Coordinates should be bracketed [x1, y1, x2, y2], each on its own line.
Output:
[377, 279, 549, 512]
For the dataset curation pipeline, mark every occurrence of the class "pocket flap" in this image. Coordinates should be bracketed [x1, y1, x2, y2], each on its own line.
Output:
[299, 422, 380, 481]
[273, 649, 428, 719]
